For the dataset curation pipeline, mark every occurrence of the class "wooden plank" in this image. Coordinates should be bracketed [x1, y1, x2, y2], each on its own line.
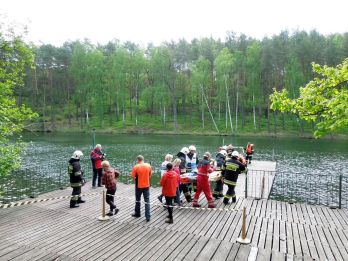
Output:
[315, 226, 335, 260]
[250, 216, 262, 247]
[182, 237, 209, 261]
[264, 218, 274, 251]
[258, 218, 268, 249]
[298, 223, 310, 256]
[271, 250, 285, 260]
[155, 233, 191, 261]
[226, 243, 240, 261]
[137, 230, 182, 261]
[279, 220, 287, 254]
[164, 234, 199, 260]
[256, 247, 272, 261]
[272, 219, 280, 252]
[248, 246, 258, 261]
[234, 244, 251, 260]
[285, 221, 294, 255]
[302, 224, 318, 260]
[321, 226, 344, 260]
[195, 238, 221, 261]
[210, 240, 233, 261]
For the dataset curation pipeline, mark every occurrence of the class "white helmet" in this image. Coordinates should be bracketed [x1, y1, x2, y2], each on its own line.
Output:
[220, 150, 227, 156]
[232, 151, 239, 157]
[189, 145, 196, 151]
[180, 147, 189, 154]
[71, 150, 83, 159]
[203, 152, 211, 159]
[222, 145, 227, 150]
[95, 144, 102, 150]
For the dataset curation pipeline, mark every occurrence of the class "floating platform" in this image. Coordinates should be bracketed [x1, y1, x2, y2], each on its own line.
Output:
[1, 179, 348, 260]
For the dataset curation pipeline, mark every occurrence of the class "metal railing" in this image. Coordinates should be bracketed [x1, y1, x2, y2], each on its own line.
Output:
[245, 170, 276, 199]
[269, 171, 348, 209]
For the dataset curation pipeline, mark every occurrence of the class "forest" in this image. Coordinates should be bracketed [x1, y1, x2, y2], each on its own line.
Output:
[17, 30, 348, 135]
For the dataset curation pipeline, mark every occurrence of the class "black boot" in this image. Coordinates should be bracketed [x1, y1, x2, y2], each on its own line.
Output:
[165, 218, 173, 224]
[185, 194, 192, 203]
[223, 199, 230, 205]
[232, 197, 237, 203]
[70, 200, 79, 208]
[77, 197, 86, 203]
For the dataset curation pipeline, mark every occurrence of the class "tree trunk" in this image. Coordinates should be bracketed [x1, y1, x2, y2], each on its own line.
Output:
[235, 91, 238, 133]
[253, 93, 256, 131]
[201, 91, 204, 129]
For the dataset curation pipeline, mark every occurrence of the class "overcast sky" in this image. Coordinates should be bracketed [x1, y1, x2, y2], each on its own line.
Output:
[1, 0, 347, 47]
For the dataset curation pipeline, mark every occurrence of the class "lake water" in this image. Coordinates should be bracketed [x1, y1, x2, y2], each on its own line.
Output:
[1, 133, 347, 206]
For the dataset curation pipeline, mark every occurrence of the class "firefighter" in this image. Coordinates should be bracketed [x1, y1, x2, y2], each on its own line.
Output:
[68, 150, 85, 208]
[90, 144, 106, 188]
[212, 149, 227, 199]
[244, 142, 254, 164]
[176, 147, 192, 202]
[222, 150, 246, 204]
[192, 152, 215, 208]
[226, 144, 235, 157]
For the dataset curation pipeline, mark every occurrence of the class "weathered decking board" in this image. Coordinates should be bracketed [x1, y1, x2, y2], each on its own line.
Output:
[1, 181, 348, 260]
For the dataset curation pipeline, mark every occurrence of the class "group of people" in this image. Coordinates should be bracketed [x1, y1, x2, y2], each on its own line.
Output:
[67, 142, 254, 224]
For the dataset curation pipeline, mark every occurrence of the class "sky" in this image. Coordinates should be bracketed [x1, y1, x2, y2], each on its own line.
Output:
[1, 0, 347, 47]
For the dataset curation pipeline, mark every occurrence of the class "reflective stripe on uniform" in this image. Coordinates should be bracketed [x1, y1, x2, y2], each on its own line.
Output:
[225, 162, 239, 171]
[224, 180, 237, 186]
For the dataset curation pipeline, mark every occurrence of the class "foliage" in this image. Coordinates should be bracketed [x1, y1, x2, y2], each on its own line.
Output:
[0, 29, 38, 176]
[17, 30, 348, 136]
[270, 58, 348, 137]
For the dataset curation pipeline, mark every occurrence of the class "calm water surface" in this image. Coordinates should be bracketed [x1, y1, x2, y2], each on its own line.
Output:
[1, 133, 347, 205]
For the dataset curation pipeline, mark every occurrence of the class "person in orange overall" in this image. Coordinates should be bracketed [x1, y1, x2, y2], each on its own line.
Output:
[192, 152, 215, 208]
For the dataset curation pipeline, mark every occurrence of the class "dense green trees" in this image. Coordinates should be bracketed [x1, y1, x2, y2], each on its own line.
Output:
[0, 29, 37, 176]
[270, 59, 348, 138]
[18, 30, 348, 136]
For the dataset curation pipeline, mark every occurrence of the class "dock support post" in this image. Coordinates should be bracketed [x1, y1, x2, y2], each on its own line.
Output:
[98, 190, 109, 221]
[245, 173, 248, 199]
[237, 207, 251, 244]
[339, 174, 342, 209]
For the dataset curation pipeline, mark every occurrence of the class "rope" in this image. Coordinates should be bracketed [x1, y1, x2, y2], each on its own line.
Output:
[0, 192, 100, 209]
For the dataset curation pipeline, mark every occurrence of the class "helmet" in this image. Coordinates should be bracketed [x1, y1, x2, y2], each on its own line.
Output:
[220, 150, 227, 156]
[95, 144, 102, 150]
[189, 145, 196, 151]
[71, 150, 83, 159]
[227, 144, 234, 151]
[203, 152, 211, 159]
[222, 145, 227, 150]
[231, 151, 239, 157]
[180, 147, 189, 154]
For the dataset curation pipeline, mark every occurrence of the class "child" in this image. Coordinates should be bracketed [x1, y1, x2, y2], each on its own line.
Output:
[158, 154, 173, 203]
[172, 158, 182, 206]
[101, 160, 121, 216]
[160, 163, 180, 224]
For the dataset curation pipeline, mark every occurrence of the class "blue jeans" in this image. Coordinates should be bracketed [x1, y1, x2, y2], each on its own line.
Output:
[175, 187, 182, 206]
[135, 187, 150, 220]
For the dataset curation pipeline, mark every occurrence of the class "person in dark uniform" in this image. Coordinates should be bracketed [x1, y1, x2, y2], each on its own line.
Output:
[68, 150, 85, 208]
[222, 151, 246, 204]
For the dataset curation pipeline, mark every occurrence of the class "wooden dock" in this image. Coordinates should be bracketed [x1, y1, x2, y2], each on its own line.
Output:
[1, 177, 348, 260]
[234, 160, 277, 199]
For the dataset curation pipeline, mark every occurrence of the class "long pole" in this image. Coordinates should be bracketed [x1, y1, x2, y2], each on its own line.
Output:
[200, 84, 219, 133]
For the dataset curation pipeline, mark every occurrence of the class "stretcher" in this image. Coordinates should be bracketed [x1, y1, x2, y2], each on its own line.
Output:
[180, 171, 222, 184]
